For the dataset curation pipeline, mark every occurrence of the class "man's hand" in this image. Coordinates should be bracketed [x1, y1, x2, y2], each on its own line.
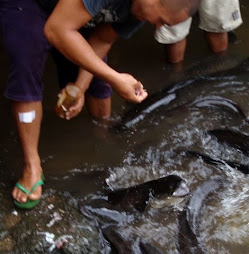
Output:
[56, 85, 85, 120]
[65, 91, 85, 120]
[112, 73, 148, 103]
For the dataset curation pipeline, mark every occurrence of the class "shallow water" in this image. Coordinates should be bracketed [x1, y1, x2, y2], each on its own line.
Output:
[1, 1, 249, 253]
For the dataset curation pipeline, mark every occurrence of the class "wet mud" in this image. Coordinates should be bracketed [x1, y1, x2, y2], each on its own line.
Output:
[0, 187, 101, 254]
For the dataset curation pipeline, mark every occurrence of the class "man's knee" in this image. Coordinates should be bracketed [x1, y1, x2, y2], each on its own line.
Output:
[205, 32, 228, 53]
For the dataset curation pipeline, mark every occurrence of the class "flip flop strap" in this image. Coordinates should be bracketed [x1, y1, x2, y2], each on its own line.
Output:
[15, 183, 31, 195]
[31, 179, 44, 193]
[15, 179, 44, 195]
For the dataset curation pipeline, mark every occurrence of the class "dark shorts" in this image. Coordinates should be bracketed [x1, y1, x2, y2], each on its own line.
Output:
[52, 45, 112, 99]
[0, 0, 112, 102]
[1, 0, 50, 101]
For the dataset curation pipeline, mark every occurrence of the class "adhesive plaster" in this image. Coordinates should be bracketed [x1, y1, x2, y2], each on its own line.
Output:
[18, 110, 36, 123]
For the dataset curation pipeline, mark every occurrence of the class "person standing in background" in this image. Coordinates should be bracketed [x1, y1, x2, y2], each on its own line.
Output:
[155, 0, 242, 64]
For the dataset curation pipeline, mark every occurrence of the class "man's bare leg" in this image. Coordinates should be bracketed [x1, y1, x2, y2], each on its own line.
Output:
[165, 38, 187, 64]
[205, 32, 228, 53]
[85, 95, 111, 120]
[12, 101, 43, 203]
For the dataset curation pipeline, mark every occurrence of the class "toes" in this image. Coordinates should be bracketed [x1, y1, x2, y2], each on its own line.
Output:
[20, 195, 28, 203]
[29, 188, 42, 201]
[13, 184, 41, 203]
[13, 166, 43, 203]
[12, 188, 17, 199]
[13, 187, 28, 203]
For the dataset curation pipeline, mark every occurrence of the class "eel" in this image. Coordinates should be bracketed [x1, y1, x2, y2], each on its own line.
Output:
[184, 150, 249, 175]
[107, 174, 189, 212]
[178, 178, 225, 254]
[208, 129, 249, 156]
[114, 56, 248, 130]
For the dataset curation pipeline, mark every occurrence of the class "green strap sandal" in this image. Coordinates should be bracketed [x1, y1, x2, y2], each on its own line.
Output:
[14, 175, 45, 210]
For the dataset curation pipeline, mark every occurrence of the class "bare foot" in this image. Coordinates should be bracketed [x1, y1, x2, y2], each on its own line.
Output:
[12, 161, 43, 203]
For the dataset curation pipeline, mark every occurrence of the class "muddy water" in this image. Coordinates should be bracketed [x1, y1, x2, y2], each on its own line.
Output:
[1, 1, 249, 253]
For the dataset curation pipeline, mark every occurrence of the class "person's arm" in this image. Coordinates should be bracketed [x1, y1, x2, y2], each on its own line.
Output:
[44, 0, 147, 103]
[63, 23, 118, 119]
[75, 23, 119, 93]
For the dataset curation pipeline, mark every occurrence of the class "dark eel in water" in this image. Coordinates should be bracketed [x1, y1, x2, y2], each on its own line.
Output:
[81, 175, 189, 225]
[115, 56, 249, 130]
[101, 178, 225, 254]
[102, 225, 164, 254]
[107, 174, 189, 212]
[184, 150, 249, 174]
[208, 129, 249, 156]
[81, 175, 189, 253]
[178, 177, 225, 254]
[187, 95, 248, 120]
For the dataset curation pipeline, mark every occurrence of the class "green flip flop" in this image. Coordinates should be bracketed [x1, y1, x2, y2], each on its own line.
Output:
[14, 175, 45, 210]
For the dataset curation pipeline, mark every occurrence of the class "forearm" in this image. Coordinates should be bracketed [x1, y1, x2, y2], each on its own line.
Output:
[44, 0, 120, 88]
[75, 24, 118, 92]
[46, 27, 118, 83]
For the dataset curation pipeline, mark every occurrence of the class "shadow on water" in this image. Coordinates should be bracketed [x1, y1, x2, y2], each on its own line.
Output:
[1, 1, 249, 253]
